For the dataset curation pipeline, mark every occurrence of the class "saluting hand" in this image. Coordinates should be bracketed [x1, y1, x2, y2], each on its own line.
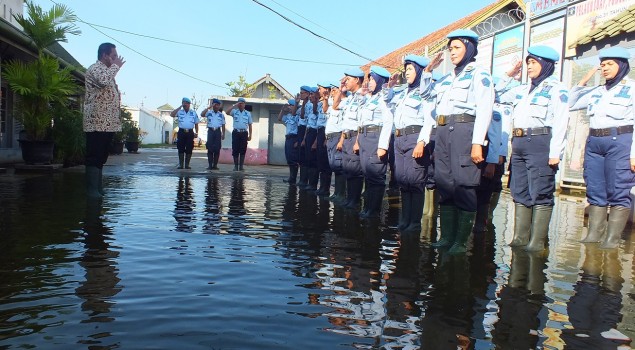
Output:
[114, 55, 126, 67]
[425, 51, 444, 72]
[578, 66, 600, 86]
[388, 73, 400, 88]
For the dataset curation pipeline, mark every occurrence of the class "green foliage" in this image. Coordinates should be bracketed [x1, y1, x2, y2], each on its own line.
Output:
[52, 103, 84, 166]
[113, 108, 133, 143]
[267, 84, 277, 99]
[225, 75, 255, 97]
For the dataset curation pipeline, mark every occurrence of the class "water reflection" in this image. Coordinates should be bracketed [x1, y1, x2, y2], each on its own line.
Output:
[203, 177, 222, 233]
[228, 177, 247, 233]
[174, 176, 196, 233]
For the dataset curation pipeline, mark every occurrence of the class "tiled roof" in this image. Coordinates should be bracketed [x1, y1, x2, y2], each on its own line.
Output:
[571, 4, 635, 47]
[362, 0, 521, 72]
[157, 103, 174, 111]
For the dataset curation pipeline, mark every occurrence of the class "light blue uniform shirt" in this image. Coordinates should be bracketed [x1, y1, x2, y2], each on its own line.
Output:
[378, 85, 435, 150]
[570, 77, 635, 157]
[358, 93, 386, 127]
[228, 108, 252, 130]
[497, 76, 570, 159]
[305, 101, 319, 129]
[205, 110, 225, 128]
[316, 101, 328, 128]
[281, 113, 299, 135]
[421, 62, 495, 146]
[324, 105, 344, 134]
[176, 108, 199, 129]
[490, 102, 512, 161]
[340, 90, 367, 132]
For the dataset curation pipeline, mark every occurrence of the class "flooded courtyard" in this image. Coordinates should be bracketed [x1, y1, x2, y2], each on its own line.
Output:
[1, 149, 634, 349]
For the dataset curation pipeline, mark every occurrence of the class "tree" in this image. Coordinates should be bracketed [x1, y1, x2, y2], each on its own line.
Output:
[225, 75, 255, 97]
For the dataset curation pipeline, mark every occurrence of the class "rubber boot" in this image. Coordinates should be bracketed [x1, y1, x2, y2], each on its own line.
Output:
[212, 153, 220, 169]
[86, 166, 103, 199]
[285, 165, 298, 184]
[97, 167, 105, 196]
[508, 249, 529, 289]
[448, 210, 476, 254]
[525, 205, 553, 252]
[580, 205, 607, 243]
[329, 174, 346, 204]
[305, 167, 319, 192]
[233, 155, 239, 171]
[316, 171, 331, 197]
[423, 187, 437, 218]
[527, 250, 548, 295]
[509, 203, 532, 247]
[473, 201, 490, 233]
[185, 153, 192, 169]
[344, 177, 363, 209]
[404, 191, 424, 232]
[298, 166, 308, 188]
[207, 152, 213, 170]
[488, 191, 501, 221]
[601, 206, 629, 249]
[432, 205, 458, 248]
[177, 152, 185, 169]
[398, 190, 412, 231]
[239, 154, 245, 171]
[360, 185, 385, 219]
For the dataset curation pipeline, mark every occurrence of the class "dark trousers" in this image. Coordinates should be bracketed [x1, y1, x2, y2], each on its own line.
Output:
[206, 128, 222, 153]
[358, 130, 387, 186]
[285, 135, 299, 165]
[435, 121, 481, 212]
[342, 136, 362, 178]
[316, 127, 330, 172]
[232, 130, 248, 156]
[304, 127, 318, 168]
[394, 132, 429, 192]
[327, 136, 343, 174]
[510, 134, 555, 207]
[177, 129, 195, 154]
[85, 132, 114, 169]
[297, 125, 306, 166]
[476, 145, 505, 205]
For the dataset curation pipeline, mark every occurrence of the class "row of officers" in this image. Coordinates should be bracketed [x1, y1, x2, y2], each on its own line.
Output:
[278, 28, 635, 255]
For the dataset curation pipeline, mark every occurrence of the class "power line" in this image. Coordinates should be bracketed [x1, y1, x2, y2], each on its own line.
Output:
[250, 0, 396, 69]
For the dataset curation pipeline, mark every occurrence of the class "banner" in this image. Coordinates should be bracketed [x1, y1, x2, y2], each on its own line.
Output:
[529, 0, 568, 18]
[529, 16, 565, 79]
[565, 0, 635, 57]
[491, 25, 525, 81]
[475, 36, 494, 74]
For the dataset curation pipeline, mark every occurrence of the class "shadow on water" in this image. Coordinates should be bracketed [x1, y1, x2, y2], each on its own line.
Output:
[1, 169, 635, 349]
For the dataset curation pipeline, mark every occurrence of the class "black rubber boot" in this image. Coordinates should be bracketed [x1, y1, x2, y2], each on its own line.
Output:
[510, 203, 532, 247]
[473, 201, 490, 233]
[398, 190, 412, 231]
[239, 154, 245, 171]
[404, 191, 424, 233]
[86, 166, 103, 199]
[97, 167, 105, 196]
[298, 166, 308, 188]
[581, 205, 607, 243]
[305, 167, 319, 192]
[316, 171, 331, 197]
[601, 206, 629, 249]
[448, 210, 476, 255]
[344, 177, 364, 209]
[233, 156, 239, 171]
[488, 191, 501, 221]
[177, 152, 185, 169]
[285, 165, 298, 184]
[360, 185, 385, 219]
[432, 205, 458, 248]
[525, 205, 553, 252]
[207, 152, 214, 170]
[212, 153, 220, 170]
[185, 153, 192, 169]
[329, 174, 346, 204]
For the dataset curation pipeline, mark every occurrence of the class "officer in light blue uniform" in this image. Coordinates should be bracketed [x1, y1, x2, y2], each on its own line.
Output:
[378, 55, 435, 232]
[339, 67, 367, 209]
[325, 82, 347, 204]
[358, 66, 391, 219]
[278, 98, 299, 184]
[570, 46, 635, 249]
[497, 45, 569, 252]
[421, 29, 495, 254]
[315, 82, 332, 197]
[201, 98, 225, 170]
[170, 97, 200, 169]
[296, 86, 311, 187]
[302, 87, 320, 191]
[225, 97, 253, 171]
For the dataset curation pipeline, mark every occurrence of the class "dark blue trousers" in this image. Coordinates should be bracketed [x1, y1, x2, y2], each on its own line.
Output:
[297, 125, 306, 166]
[177, 129, 195, 154]
[304, 127, 318, 168]
[394, 132, 429, 193]
[327, 135, 343, 174]
[285, 134, 299, 165]
[231, 130, 248, 156]
[584, 132, 635, 207]
[85, 131, 114, 168]
[206, 128, 222, 153]
[358, 130, 387, 186]
[342, 135, 362, 178]
[510, 134, 555, 207]
[316, 127, 330, 172]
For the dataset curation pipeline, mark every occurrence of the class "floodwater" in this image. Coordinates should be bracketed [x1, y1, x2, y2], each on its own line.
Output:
[1, 153, 635, 349]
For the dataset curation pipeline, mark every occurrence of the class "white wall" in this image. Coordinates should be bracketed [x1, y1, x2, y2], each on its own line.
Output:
[2, 0, 23, 29]
[126, 107, 172, 144]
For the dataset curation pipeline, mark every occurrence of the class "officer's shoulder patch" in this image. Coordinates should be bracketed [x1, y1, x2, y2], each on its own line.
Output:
[442, 81, 451, 86]
[482, 77, 491, 87]
[465, 66, 474, 72]
[504, 108, 511, 115]
[560, 93, 568, 103]
[492, 111, 501, 121]
[516, 94, 523, 100]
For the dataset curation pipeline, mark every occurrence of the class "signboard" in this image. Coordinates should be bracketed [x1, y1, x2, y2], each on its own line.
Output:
[529, 0, 568, 18]
[475, 36, 494, 73]
[529, 16, 565, 79]
[491, 25, 525, 81]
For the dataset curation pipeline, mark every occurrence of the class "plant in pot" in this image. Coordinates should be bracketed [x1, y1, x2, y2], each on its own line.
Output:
[109, 107, 130, 155]
[124, 122, 146, 153]
[1, 2, 80, 164]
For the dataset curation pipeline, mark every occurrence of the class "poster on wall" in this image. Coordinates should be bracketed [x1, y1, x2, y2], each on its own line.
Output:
[491, 25, 525, 81]
[529, 16, 565, 79]
[564, 0, 635, 57]
[475, 36, 494, 74]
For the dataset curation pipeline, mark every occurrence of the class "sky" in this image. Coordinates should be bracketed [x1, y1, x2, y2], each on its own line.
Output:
[32, 0, 497, 110]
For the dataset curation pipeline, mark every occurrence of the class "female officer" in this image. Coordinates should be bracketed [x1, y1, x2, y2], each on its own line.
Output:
[357, 66, 391, 218]
[498, 45, 569, 252]
[325, 83, 347, 204]
[315, 82, 332, 197]
[296, 86, 311, 188]
[422, 29, 494, 254]
[302, 87, 320, 192]
[570, 47, 634, 249]
[278, 99, 299, 184]
[378, 55, 434, 232]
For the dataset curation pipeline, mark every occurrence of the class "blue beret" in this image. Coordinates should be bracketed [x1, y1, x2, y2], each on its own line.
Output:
[182, 97, 191, 103]
[237, 97, 246, 103]
[447, 29, 479, 41]
[404, 54, 430, 68]
[599, 46, 631, 60]
[527, 45, 559, 62]
[344, 67, 365, 78]
[288, 99, 296, 106]
[317, 81, 331, 88]
[212, 98, 221, 104]
[370, 65, 391, 79]
[310, 86, 318, 93]
[330, 81, 340, 88]
[300, 85, 311, 92]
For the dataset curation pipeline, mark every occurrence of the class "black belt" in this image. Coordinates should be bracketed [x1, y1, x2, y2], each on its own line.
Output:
[234, 129, 247, 133]
[286, 134, 297, 139]
[395, 125, 422, 137]
[343, 130, 358, 139]
[513, 127, 551, 137]
[326, 132, 340, 140]
[589, 125, 634, 137]
[437, 113, 476, 126]
[179, 128, 194, 133]
[208, 127, 221, 131]
[361, 125, 382, 134]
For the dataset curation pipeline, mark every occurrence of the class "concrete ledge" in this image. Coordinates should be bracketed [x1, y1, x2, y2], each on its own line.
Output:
[14, 163, 63, 173]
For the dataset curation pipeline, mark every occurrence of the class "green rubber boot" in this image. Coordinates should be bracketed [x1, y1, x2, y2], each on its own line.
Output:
[432, 205, 458, 248]
[448, 210, 476, 254]
[580, 205, 607, 243]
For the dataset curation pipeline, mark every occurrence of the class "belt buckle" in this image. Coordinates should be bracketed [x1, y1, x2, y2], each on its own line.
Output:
[183, 129, 190, 133]
[513, 128, 524, 137]
[437, 115, 446, 126]
[395, 129, 401, 137]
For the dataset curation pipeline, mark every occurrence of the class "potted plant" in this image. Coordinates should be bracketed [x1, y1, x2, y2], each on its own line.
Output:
[124, 122, 146, 153]
[1, 1, 80, 164]
[109, 107, 130, 155]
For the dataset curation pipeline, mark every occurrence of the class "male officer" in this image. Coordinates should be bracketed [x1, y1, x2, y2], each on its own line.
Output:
[200, 98, 225, 170]
[226, 97, 253, 171]
[170, 97, 199, 169]
[278, 99, 299, 183]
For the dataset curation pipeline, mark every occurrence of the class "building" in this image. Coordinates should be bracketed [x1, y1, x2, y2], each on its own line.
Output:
[124, 105, 174, 145]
